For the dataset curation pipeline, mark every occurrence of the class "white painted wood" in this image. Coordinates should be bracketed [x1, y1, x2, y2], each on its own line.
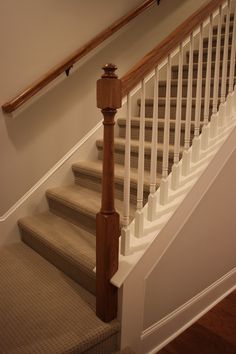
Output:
[159, 178, 169, 205]
[162, 55, 171, 179]
[148, 67, 159, 222]
[194, 23, 203, 137]
[181, 150, 191, 176]
[229, 1, 236, 93]
[135, 80, 146, 238]
[159, 55, 171, 206]
[121, 94, 131, 255]
[191, 136, 201, 162]
[203, 15, 213, 125]
[184, 33, 194, 149]
[143, 269, 236, 354]
[212, 5, 223, 114]
[173, 44, 183, 164]
[201, 124, 210, 150]
[210, 113, 219, 138]
[220, 0, 230, 104]
[119, 118, 236, 353]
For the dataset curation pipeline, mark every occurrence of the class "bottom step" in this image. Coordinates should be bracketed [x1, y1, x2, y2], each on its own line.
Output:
[0, 243, 120, 353]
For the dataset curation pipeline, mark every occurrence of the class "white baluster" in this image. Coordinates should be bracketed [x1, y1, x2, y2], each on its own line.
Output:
[202, 15, 213, 150]
[229, 1, 236, 94]
[182, 33, 193, 176]
[135, 80, 145, 238]
[194, 23, 203, 137]
[192, 24, 203, 163]
[221, 0, 230, 103]
[184, 33, 194, 150]
[172, 44, 183, 190]
[219, 1, 231, 127]
[121, 94, 131, 255]
[148, 67, 159, 221]
[204, 15, 213, 125]
[227, 0, 236, 119]
[212, 6, 223, 117]
[160, 55, 171, 205]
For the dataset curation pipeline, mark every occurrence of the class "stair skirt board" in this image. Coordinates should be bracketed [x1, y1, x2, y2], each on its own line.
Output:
[142, 268, 236, 354]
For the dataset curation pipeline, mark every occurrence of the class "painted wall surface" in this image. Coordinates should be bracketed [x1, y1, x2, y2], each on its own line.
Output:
[0, 0, 207, 216]
[143, 147, 236, 329]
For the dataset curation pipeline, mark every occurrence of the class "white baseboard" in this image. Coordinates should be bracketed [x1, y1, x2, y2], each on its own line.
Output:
[141, 267, 236, 354]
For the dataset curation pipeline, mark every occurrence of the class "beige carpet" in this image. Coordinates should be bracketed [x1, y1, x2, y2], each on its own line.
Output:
[0, 243, 120, 353]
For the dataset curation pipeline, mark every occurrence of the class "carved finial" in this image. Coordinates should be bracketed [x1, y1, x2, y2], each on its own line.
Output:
[102, 63, 118, 79]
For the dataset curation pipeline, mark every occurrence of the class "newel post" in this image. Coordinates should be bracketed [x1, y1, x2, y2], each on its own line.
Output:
[96, 64, 121, 322]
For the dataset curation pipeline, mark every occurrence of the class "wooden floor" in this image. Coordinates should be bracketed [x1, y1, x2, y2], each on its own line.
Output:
[158, 290, 236, 354]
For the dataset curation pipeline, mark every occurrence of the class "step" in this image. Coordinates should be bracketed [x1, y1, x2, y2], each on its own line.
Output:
[213, 23, 234, 35]
[203, 33, 233, 48]
[137, 97, 218, 120]
[171, 60, 234, 79]
[72, 160, 161, 203]
[158, 78, 232, 98]
[96, 137, 180, 173]
[18, 212, 96, 294]
[0, 243, 120, 353]
[117, 117, 196, 145]
[46, 184, 136, 231]
[188, 46, 232, 64]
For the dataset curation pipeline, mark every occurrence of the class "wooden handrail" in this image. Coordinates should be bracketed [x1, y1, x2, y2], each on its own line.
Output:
[2, 0, 157, 114]
[121, 0, 224, 97]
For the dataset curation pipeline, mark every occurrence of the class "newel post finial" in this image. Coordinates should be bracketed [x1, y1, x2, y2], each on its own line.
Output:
[96, 64, 121, 322]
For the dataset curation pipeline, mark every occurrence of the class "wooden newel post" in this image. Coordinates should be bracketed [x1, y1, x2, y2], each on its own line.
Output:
[96, 64, 121, 322]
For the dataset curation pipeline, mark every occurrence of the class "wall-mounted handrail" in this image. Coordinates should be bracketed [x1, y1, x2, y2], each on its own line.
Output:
[121, 0, 224, 97]
[2, 0, 158, 114]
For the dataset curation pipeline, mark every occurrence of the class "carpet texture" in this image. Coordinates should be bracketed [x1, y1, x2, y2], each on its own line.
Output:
[0, 243, 120, 353]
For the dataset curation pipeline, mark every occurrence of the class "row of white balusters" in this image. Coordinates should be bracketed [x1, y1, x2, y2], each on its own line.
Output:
[121, 0, 236, 256]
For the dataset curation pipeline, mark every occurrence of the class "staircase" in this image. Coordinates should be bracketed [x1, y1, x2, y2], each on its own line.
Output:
[0, 5, 235, 354]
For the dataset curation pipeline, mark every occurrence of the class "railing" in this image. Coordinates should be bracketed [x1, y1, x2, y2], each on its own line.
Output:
[96, 0, 236, 321]
[1, 0, 158, 114]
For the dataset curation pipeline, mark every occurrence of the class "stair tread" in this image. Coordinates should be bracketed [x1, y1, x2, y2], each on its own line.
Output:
[157, 77, 235, 86]
[47, 184, 136, 220]
[138, 97, 217, 107]
[0, 243, 119, 353]
[117, 117, 197, 128]
[96, 137, 178, 154]
[19, 212, 96, 276]
[171, 60, 233, 70]
[72, 160, 162, 188]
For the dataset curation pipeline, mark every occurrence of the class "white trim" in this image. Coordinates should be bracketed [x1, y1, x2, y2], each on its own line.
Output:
[142, 267, 236, 354]
[0, 120, 102, 222]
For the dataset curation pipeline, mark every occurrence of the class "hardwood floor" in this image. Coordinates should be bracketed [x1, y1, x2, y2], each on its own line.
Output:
[158, 290, 236, 354]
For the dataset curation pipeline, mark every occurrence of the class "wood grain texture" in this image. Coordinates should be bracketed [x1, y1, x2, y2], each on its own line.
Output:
[96, 65, 121, 322]
[158, 290, 236, 354]
[1, 0, 156, 114]
[121, 0, 224, 97]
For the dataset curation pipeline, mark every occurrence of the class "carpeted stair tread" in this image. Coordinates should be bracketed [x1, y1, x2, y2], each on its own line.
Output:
[46, 184, 136, 224]
[171, 60, 233, 74]
[0, 243, 120, 353]
[117, 117, 196, 130]
[18, 211, 96, 293]
[138, 97, 218, 107]
[72, 160, 161, 191]
[96, 137, 180, 156]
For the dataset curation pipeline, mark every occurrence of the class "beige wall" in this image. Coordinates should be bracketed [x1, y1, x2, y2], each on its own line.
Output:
[0, 0, 207, 216]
